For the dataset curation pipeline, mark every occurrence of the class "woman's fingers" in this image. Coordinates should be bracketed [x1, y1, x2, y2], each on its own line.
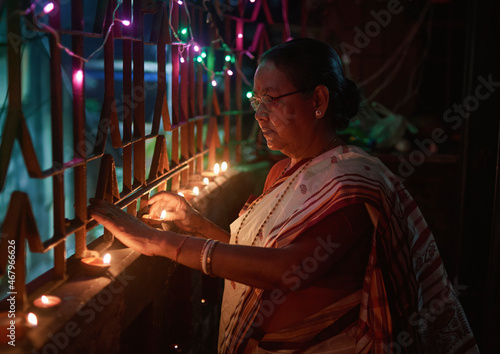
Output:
[148, 193, 188, 220]
[88, 199, 162, 256]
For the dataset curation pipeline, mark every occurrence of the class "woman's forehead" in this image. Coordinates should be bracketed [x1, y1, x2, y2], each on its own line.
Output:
[253, 61, 294, 93]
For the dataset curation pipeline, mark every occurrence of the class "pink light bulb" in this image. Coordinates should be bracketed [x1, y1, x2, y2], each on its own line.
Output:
[43, 2, 54, 14]
[74, 70, 83, 85]
[237, 33, 243, 39]
[211, 80, 217, 87]
[227, 69, 234, 76]
[194, 45, 200, 52]
[122, 20, 130, 26]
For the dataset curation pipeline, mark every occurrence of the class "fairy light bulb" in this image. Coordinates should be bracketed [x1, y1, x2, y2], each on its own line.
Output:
[43, 2, 54, 14]
[196, 56, 203, 63]
[211, 79, 217, 87]
[237, 33, 243, 39]
[250, 0, 256, 3]
[122, 20, 130, 26]
[180, 28, 187, 35]
[225, 55, 231, 62]
[200, 52, 207, 58]
[74, 69, 83, 85]
[177, 0, 183, 4]
[246, 91, 253, 99]
[227, 69, 234, 76]
[194, 45, 200, 52]
[180, 56, 185, 63]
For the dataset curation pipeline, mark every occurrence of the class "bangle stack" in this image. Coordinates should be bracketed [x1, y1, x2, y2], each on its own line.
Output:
[200, 239, 219, 277]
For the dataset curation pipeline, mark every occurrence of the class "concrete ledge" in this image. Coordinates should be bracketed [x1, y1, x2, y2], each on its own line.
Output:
[0, 163, 271, 354]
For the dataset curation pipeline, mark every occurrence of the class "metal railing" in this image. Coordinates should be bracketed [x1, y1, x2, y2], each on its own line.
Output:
[0, 0, 249, 309]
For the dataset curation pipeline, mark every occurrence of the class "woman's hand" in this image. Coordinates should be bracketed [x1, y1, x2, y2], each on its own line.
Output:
[148, 191, 206, 235]
[88, 198, 165, 257]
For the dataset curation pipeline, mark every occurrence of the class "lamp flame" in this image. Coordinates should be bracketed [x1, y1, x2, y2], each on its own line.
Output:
[27, 313, 38, 327]
[214, 163, 220, 176]
[41, 295, 49, 304]
[160, 210, 167, 219]
[103, 253, 111, 264]
[177, 192, 185, 197]
[221, 162, 228, 172]
[192, 186, 200, 196]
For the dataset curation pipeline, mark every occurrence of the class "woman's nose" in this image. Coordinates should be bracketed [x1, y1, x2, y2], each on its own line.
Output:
[254, 105, 269, 121]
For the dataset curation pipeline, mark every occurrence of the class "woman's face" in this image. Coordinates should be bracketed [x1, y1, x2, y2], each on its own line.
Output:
[253, 61, 318, 158]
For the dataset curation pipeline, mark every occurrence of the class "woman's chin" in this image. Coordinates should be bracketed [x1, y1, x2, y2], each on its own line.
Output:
[265, 141, 282, 152]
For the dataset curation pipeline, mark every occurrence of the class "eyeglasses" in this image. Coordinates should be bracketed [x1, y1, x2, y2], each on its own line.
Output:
[249, 90, 305, 112]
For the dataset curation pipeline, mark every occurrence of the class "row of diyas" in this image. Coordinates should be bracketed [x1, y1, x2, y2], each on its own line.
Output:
[201, 161, 228, 180]
[0, 252, 113, 345]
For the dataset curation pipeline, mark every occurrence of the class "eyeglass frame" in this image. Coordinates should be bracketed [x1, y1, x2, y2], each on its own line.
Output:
[249, 89, 309, 112]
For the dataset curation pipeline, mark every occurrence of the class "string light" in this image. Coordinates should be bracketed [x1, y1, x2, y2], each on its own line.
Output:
[43, 2, 54, 14]
[246, 91, 253, 99]
[20, 0, 254, 101]
[74, 69, 83, 84]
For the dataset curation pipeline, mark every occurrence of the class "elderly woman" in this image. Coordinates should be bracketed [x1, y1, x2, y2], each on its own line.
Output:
[90, 38, 477, 353]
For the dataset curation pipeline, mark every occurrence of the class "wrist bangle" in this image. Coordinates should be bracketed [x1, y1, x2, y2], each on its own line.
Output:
[174, 236, 190, 263]
[200, 239, 213, 275]
[206, 240, 219, 277]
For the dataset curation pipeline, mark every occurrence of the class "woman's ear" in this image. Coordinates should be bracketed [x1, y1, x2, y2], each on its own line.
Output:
[313, 85, 330, 119]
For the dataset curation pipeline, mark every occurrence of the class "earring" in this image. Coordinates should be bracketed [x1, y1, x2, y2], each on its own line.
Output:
[315, 109, 321, 117]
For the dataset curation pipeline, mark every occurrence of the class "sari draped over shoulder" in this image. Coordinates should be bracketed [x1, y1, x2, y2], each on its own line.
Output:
[218, 145, 478, 354]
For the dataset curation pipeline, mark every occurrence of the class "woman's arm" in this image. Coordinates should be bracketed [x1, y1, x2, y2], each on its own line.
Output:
[89, 199, 371, 291]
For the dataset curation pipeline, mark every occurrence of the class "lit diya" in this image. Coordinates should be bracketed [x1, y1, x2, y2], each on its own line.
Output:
[201, 163, 220, 180]
[141, 209, 168, 227]
[177, 186, 200, 201]
[81, 253, 111, 275]
[0, 312, 37, 345]
[33, 295, 61, 309]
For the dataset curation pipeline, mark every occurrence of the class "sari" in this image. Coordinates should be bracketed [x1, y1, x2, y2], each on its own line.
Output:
[218, 145, 478, 353]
